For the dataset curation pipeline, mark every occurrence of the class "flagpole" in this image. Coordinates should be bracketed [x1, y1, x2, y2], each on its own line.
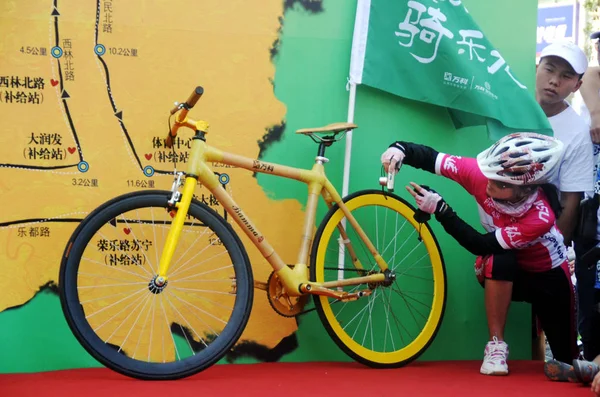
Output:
[343, 0, 369, 196]
[339, 0, 368, 278]
[342, 82, 356, 197]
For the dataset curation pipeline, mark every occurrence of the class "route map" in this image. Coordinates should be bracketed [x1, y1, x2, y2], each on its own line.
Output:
[0, 0, 322, 353]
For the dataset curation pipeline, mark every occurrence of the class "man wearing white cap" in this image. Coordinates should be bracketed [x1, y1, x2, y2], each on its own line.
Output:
[536, 40, 596, 381]
[536, 41, 593, 247]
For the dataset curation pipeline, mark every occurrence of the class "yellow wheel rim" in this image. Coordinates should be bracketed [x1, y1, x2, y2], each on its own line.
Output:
[314, 193, 445, 365]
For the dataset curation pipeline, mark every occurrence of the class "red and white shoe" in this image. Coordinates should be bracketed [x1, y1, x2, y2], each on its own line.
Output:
[480, 337, 509, 376]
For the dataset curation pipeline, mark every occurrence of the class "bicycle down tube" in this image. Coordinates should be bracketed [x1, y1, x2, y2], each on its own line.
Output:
[158, 131, 388, 298]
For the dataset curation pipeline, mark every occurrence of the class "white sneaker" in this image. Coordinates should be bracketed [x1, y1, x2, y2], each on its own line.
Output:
[480, 337, 509, 375]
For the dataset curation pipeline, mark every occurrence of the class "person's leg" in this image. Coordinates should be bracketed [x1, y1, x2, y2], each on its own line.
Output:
[573, 290, 600, 383]
[574, 238, 599, 360]
[533, 262, 578, 363]
[588, 290, 600, 362]
[475, 252, 518, 375]
[540, 262, 579, 381]
[485, 279, 512, 341]
[533, 261, 581, 382]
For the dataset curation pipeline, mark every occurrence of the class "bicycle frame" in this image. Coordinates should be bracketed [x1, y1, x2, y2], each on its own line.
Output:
[158, 115, 388, 299]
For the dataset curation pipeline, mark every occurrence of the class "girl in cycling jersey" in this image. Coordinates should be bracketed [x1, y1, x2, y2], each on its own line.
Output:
[381, 133, 578, 376]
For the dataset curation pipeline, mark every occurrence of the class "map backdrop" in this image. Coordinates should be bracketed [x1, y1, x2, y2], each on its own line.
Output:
[0, 0, 539, 372]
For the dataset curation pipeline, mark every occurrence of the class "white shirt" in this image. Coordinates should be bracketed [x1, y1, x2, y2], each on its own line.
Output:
[549, 104, 595, 194]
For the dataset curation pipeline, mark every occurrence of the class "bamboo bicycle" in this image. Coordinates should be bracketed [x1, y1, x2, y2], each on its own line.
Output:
[59, 86, 447, 380]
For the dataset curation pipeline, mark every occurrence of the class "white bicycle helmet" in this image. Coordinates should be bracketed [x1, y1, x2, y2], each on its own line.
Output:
[477, 133, 564, 185]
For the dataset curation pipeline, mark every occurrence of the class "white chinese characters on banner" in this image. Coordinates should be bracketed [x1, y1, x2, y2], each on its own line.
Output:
[457, 30, 485, 62]
[396, 0, 526, 89]
[395, 1, 454, 64]
[487, 50, 526, 89]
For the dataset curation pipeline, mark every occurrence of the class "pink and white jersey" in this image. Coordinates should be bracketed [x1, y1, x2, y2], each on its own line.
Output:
[434, 154, 567, 272]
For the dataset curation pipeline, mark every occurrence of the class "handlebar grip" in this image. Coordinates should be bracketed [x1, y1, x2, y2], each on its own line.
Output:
[185, 86, 204, 108]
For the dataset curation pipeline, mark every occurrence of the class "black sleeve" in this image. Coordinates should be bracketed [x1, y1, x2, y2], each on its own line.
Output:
[433, 205, 505, 256]
[391, 141, 439, 174]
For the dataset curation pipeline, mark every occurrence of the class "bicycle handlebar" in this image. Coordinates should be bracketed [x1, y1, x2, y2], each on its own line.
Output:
[185, 86, 204, 108]
[166, 86, 205, 148]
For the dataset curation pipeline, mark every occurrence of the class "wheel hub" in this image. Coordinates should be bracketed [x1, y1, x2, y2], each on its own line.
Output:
[148, 275, 168, 294]
[367, 269, 395, 289]
[381, 269, 396, 287]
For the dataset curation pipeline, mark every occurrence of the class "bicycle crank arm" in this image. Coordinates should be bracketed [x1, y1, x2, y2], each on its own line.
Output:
[299, 283, 373, 301]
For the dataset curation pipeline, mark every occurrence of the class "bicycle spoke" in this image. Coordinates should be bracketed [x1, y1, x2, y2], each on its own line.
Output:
[94, 288, 148, 336]
[380, 217, 410, 259]
[390, 284, 427, 326]
[85, 287, 147, 320]
[169, 221, 212, 276]
[148, 294, 157, 362]
[81, 255, 149, 281]
[167, 291, 225, 339]
[163, 291, 199, 356]
[381, 287, 397, 353]
[394, 250, 430, 274]
[170, 263, 234, 283]
[159, 296, 180, 361]
[132, 294, 155, 360]
[118, 293, 153, 355]
[132, 207, 165, 276]
[78, 281, 149, 289]
[120, 214, 158, 278]
[169, 247, 228, 278]
[387, 228, 420, 267]
[380, 287, 412, 345]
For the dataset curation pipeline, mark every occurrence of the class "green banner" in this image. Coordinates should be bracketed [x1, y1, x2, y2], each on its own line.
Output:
[350, 0, 551, 138]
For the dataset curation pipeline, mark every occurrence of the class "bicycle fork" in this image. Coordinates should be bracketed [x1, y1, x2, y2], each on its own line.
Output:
[154, 174, 197, 286]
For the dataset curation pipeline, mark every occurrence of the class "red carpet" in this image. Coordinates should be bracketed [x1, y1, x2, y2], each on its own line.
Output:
[0, 361, 594, 396]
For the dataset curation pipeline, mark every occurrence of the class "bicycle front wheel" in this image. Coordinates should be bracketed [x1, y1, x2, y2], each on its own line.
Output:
[59, 190, 253, 380]
[310, 190, 446, 367]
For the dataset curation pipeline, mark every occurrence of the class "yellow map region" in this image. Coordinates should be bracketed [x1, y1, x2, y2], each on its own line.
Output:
[0, 0, 304, 349]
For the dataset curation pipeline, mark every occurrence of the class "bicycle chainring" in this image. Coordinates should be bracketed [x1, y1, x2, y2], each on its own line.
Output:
[266, 271, 309, 318]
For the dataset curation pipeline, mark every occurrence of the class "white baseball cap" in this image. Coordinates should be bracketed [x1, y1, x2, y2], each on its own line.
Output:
[540, 41, 588, 75]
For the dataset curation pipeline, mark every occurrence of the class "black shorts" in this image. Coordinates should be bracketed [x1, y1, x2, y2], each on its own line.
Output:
[475, 250, 578, 363]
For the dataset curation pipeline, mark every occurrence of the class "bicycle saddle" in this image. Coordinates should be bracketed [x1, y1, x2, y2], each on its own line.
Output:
[296, 122, 357, 135]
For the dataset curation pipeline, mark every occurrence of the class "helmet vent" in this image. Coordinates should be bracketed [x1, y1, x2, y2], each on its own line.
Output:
[509, 151, 527, 158]
[495, 147, 509, 155]
[515, 140, 533, 147]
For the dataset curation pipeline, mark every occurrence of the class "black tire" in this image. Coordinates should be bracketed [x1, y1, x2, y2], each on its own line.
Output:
[59, 190, 253, 380]
[310, 190, 446, 367]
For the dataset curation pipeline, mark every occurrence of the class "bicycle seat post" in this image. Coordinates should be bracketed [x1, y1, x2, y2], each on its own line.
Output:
[315, 136, 334, 165]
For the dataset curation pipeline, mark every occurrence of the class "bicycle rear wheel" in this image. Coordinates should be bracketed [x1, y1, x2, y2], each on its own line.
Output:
[59, 190, 253, 380]
[310, 190, 446, 367]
